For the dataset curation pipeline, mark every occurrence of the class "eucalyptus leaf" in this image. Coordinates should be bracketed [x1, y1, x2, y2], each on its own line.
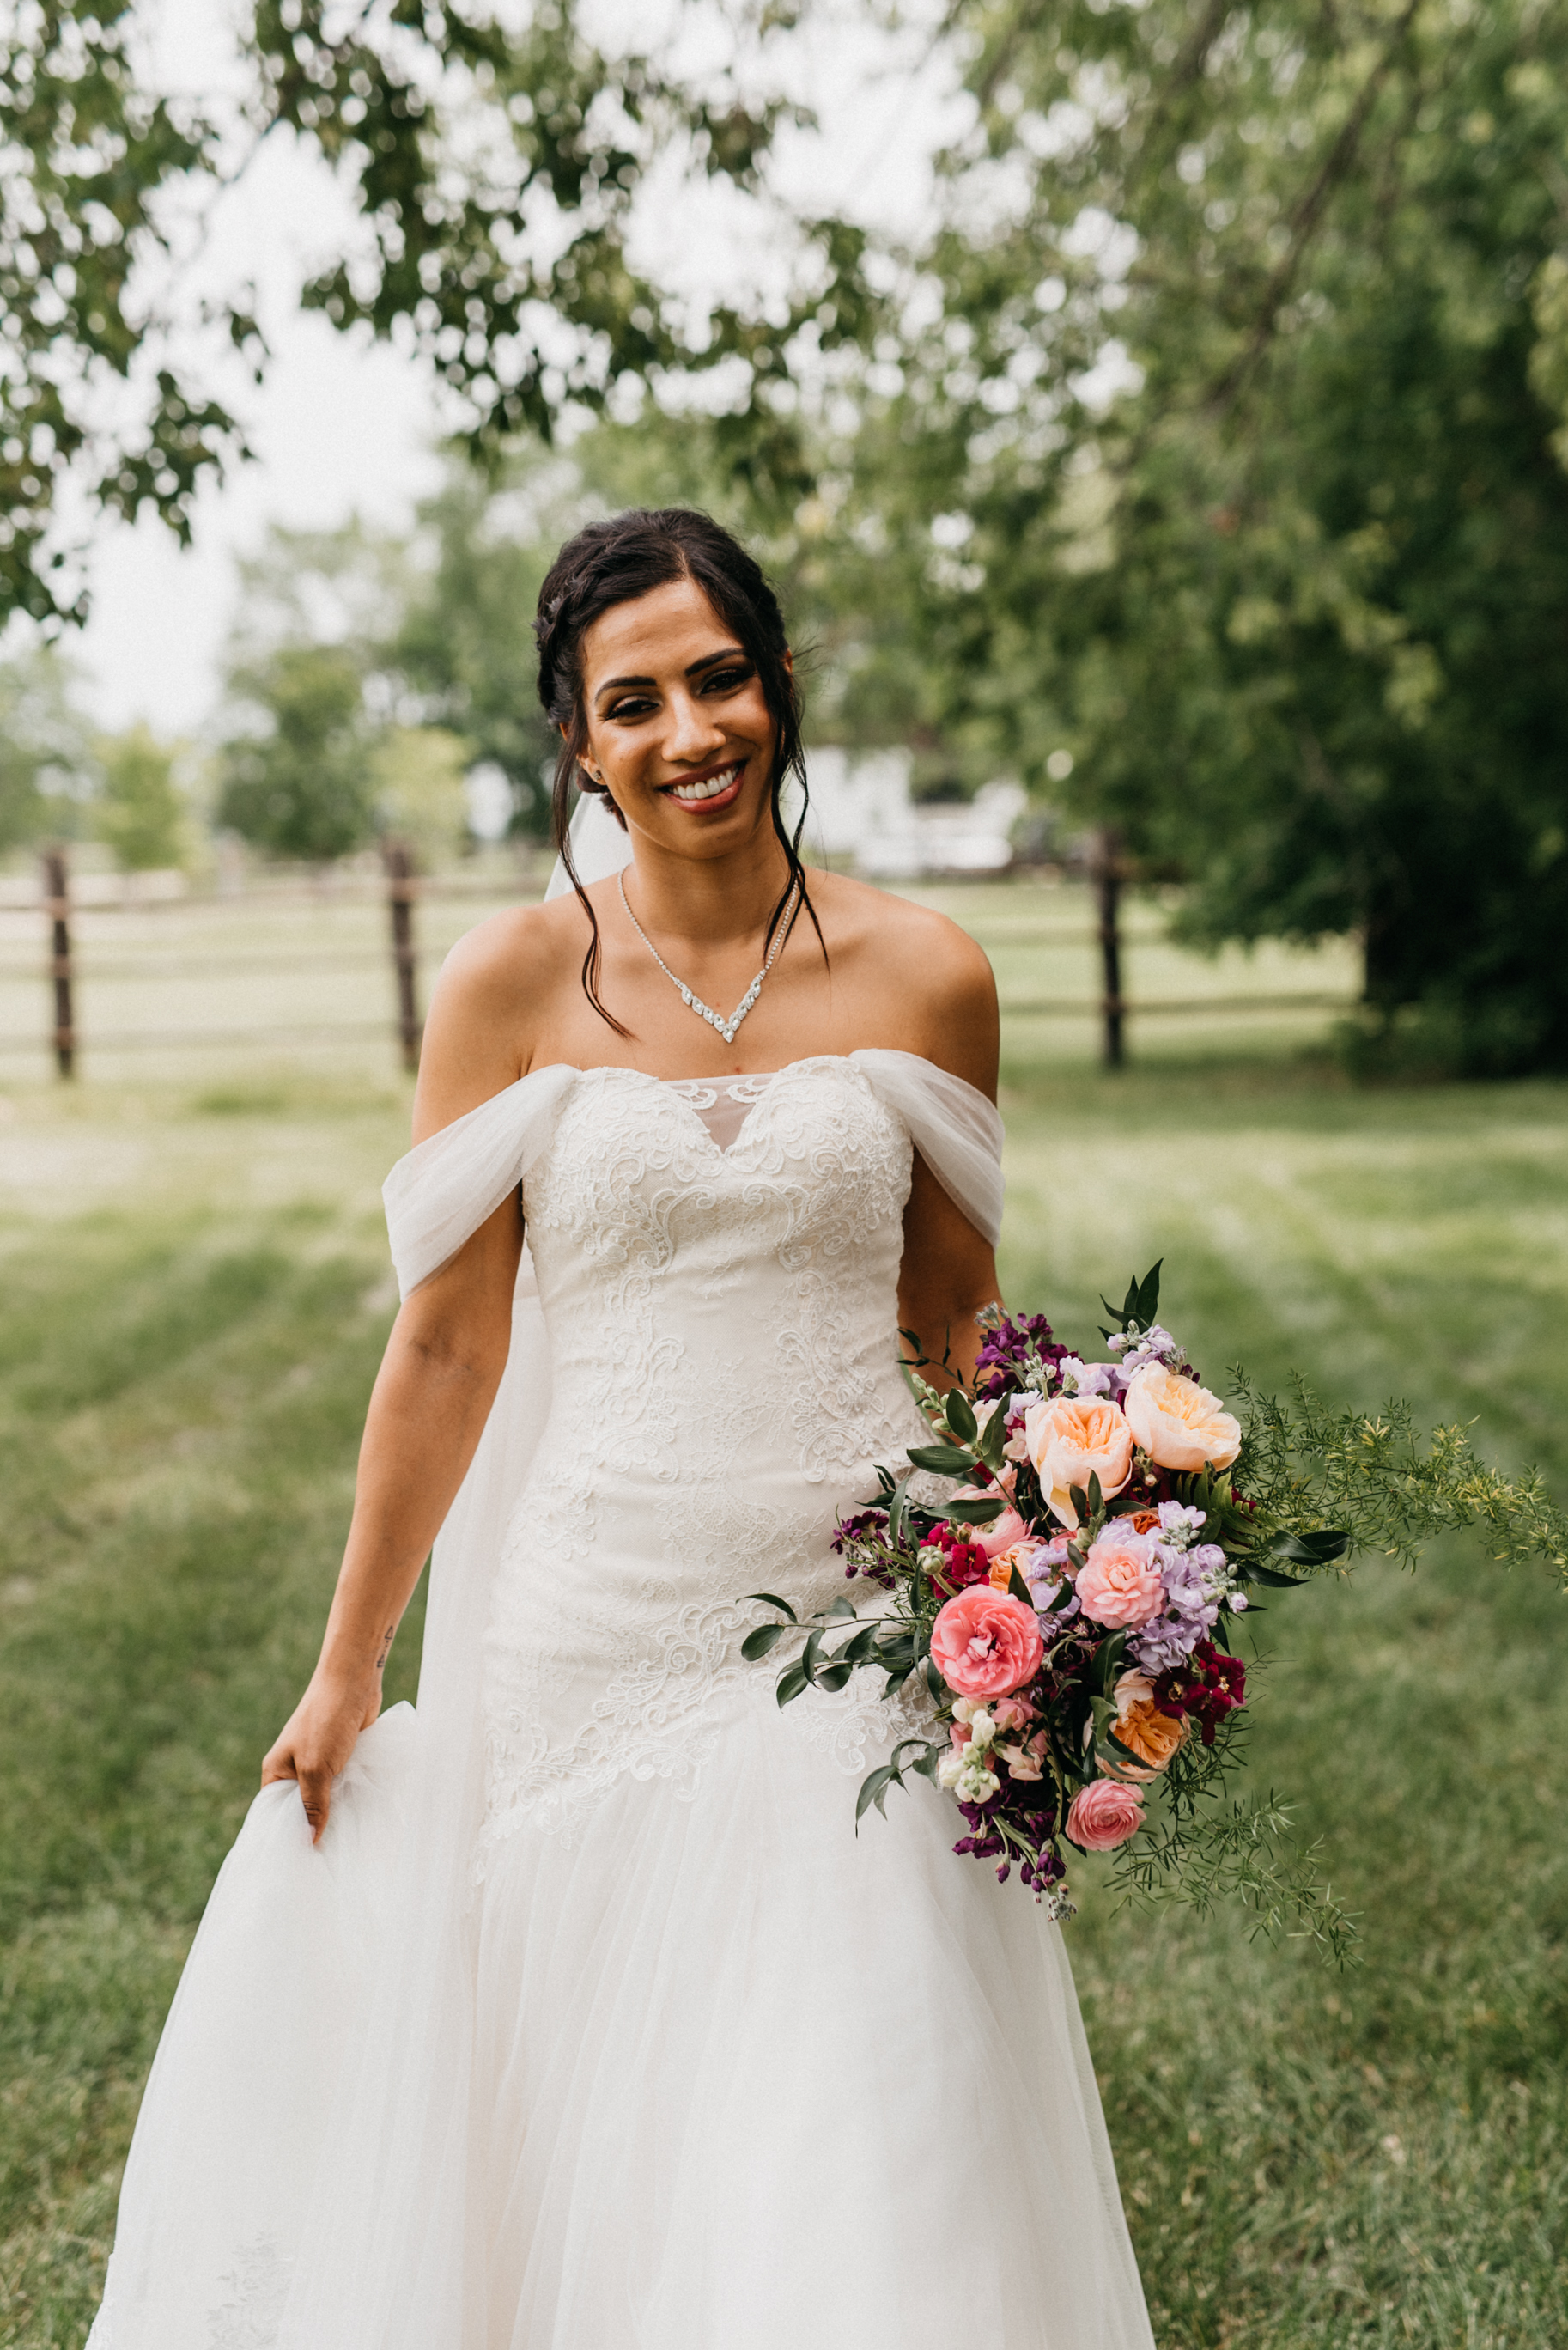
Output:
[740, 1623, 786, 1661]
[945, 1495, 1006, 1525]
[908, 1442, 976, 1475]
[855, 1765, 896, 1826]
[978, 1401, 1009, 1470]
[746, 1592, 798, 1622]
[776, 1663, 810, 1708]
[816, 1660, 854, 1693]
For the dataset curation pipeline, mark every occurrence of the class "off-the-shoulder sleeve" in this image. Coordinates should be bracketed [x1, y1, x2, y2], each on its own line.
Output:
[848, 1048, 1004, 1248]
[381, 1064, 580, 1299]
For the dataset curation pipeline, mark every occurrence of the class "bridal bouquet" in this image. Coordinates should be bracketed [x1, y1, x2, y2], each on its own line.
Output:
[749, 1268, 1567, 1957]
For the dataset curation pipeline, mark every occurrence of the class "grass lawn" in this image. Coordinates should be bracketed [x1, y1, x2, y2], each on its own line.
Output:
[1, 886, 1565, 2347]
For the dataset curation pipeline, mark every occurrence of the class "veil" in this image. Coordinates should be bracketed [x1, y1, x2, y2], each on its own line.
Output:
[544, 788, 634, 898]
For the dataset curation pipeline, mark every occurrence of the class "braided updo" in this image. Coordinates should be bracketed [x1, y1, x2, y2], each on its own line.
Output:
[533, 507, 817, 1035]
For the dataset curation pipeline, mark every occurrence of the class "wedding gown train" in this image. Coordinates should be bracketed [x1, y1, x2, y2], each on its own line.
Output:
[88, 1050, 1155, 2350]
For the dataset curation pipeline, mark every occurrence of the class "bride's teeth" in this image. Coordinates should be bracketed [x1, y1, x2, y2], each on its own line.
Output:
[671, 766, 738, 802]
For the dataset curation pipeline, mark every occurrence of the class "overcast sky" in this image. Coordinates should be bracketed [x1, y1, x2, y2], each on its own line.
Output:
[58, 0, 962, 740]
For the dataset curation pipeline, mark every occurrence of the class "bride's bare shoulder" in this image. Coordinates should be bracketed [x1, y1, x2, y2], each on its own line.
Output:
[808, 869, 998, 1087]
[414, 893, 594, 1128]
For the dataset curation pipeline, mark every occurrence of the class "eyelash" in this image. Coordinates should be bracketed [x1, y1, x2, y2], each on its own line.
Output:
[606, 667, 752, 721]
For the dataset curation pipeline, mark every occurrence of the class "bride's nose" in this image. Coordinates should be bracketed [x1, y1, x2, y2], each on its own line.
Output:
[659, 688, 728, 765]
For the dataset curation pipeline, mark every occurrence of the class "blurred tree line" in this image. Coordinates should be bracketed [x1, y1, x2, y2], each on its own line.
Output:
[3, 0, 1566, 1074]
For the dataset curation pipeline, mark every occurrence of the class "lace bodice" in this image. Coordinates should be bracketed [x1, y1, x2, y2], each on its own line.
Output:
[477, 1057, 933, 1854]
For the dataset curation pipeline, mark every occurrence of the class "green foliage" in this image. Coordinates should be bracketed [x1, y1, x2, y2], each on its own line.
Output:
[92, 725, 185, 871]
[779, 0, 1568, 1071]
[0, 644, 94, 853]
[371, 726, 471, 868]
[0, 4, 863, 630]
[1236, 1377, 1568, 1583]
[216, 646, 379, 864]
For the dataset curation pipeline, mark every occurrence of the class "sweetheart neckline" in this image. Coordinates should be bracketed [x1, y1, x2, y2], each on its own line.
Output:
[579, 1056, 853, 1162]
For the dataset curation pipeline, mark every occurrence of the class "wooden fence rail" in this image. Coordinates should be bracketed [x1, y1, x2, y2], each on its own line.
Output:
[3, 851, 1358, 1075]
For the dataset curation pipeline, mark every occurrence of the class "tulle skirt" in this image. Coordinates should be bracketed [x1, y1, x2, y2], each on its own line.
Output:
[92, 1689, 1153, 2349]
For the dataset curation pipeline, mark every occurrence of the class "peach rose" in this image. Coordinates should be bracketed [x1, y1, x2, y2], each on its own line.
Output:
[1022, 1395, 1135, 1530]
[930, 1588, 1045, 1701]
[1066, 1777, 1146, 1851]
[1102, 1670, 1187, 1781]
[1122, 1363, 1241, 1473]
[1073, 1527, 1165, 1630]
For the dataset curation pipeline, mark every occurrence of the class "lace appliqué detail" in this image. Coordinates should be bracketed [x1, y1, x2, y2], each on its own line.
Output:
[477, 1060, 933, 1863]
[205, 2232, 291, 2350]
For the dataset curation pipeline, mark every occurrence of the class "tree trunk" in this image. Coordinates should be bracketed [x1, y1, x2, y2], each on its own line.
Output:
[1096, 826, 1126, 1069]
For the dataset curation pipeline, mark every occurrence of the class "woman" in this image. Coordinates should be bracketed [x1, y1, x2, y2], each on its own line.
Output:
[90, 510, 1154, 2349]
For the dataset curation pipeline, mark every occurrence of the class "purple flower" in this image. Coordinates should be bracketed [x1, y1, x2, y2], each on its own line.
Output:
[1129, 1615, 1207, 1671]
[1158, 1501, 1206, 1543]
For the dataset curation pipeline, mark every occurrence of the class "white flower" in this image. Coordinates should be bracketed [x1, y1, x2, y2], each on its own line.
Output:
[952, 1699, 996, 1748]
[938, 1747, 1001, 1802]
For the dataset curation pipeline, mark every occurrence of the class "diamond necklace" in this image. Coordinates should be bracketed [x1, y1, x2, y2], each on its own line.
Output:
[617, 868, 800, 1047]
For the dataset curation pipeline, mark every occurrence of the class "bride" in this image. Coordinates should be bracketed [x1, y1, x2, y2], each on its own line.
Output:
[89, 508, 1155, 2349]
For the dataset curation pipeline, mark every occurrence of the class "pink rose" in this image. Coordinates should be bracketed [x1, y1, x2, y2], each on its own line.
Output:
[930, 1588, 1044, 1702]
[960, 1501, 1031, 1561]
[1122, 1363, 1241, 1473]
[1073, 1527, 1165, 1630]
[992, 1696, 1037, 1732]
[1066, 1777, 1146, 1851]
[1022, 1395, 1135, 1530]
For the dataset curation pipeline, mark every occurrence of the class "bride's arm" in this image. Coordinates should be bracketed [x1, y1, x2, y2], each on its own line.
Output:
[261, 928, 538, 1838]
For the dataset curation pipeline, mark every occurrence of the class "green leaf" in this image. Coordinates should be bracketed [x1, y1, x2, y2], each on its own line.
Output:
[816, 1660, 854, 1692]
[912, 1743, 942, 1782]
[740, 1623, 786, 1661]
[1238, 1561, 1308, 1589]
[1091, 1630, 1127, 1694]
[801, 1626, 825, 1681]
[888, 1473, 912, 1546]
[776, 1662, 810, 1707]
[844, 1624, 878, 1665]
[945, 1390, 978, 1444]
[827, 1594, 858, 1620]
[945, 1495, 1006, 1525]
[908, 1442, 976, 1475]
[855, 1764, 896, 1826]
[1068, 1482, 1091, 1525]
[1267, 1528, 1350, 1566]
[746, 1592, 798, 1622]
[977, 1401, 1009, 1470]
[1007, 1564, 1035, 1605]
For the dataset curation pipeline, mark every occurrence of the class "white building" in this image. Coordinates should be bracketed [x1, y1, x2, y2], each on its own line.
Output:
[796, 748, 1024, 879]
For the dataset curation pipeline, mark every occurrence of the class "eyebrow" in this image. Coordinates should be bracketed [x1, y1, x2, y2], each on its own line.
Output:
[593, 647, 749, 706]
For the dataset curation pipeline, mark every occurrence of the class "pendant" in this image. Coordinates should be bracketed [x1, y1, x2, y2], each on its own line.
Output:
[679, 976, 763, 1046]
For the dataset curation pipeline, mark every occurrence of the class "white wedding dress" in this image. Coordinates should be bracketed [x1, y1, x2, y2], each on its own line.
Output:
[88, 1046, 1155, 2350]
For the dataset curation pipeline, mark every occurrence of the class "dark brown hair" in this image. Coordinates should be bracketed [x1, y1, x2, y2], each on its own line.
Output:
[533, 507, 820, 1034]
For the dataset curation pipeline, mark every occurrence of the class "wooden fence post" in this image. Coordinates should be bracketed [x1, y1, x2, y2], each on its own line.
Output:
[42, 845, 75, 1078]
[1095, 825, 1126, 1069]
[382, 838, 422, 1073]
